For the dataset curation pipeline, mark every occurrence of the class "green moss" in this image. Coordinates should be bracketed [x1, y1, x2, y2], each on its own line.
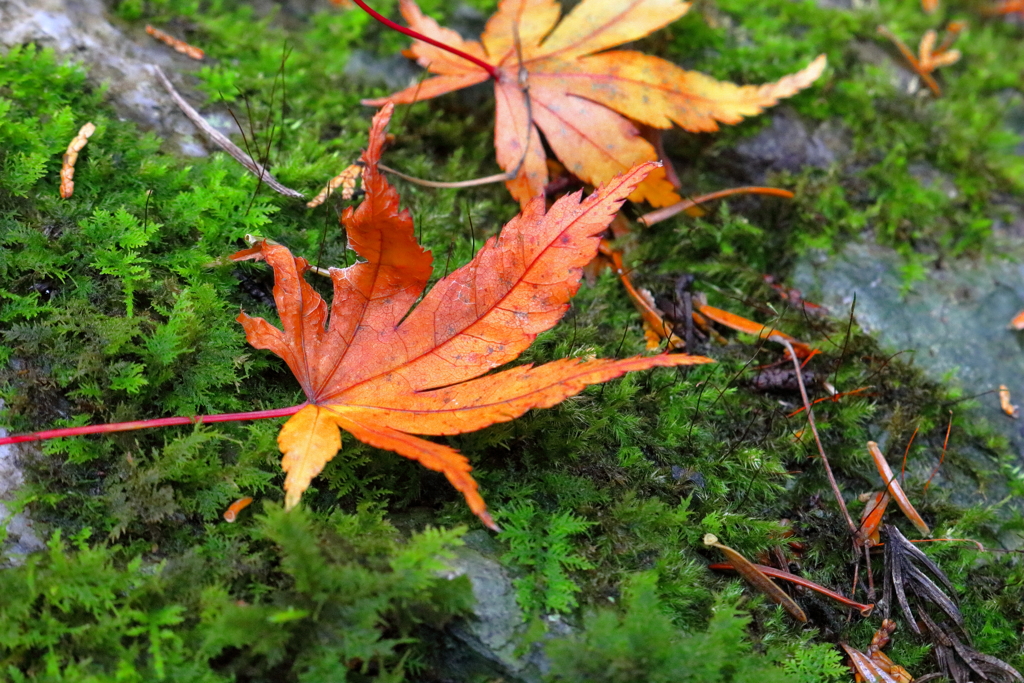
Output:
[3, 0, 1024, 680]
[0, 506, 470, 681]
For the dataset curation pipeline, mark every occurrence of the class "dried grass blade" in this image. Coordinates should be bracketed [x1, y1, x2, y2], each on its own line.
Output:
[708, 562, 874, 616]
[704, 534, 807, 622]
[868, 441, 931, 537]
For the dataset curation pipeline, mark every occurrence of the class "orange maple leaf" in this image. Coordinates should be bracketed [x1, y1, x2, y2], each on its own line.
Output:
[234, 104, 713, 528]
[362, 0, 826, 208]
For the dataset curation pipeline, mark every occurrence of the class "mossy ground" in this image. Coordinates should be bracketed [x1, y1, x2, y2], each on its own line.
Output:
[2, 0, 1024, 680]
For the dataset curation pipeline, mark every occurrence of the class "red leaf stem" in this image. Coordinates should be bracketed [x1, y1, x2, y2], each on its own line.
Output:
[709, 562, 875, 616]
[638, 187, 795, 227]
[0, 404, 306, 445]
[348, 0, 500, 81]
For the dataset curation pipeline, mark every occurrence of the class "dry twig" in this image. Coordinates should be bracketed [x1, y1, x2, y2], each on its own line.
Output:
[151, 64, 305, 199]
[146, 25, 205, 60]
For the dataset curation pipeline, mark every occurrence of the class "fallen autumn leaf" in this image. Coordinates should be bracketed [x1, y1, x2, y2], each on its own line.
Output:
[363, 0, 826, 208]
[235, 103, 713, 528]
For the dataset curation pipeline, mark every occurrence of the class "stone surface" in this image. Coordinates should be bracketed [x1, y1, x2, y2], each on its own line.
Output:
[731, 108, 851, 183]
[435, 530, 550, 683]
[0, 402, 45, 565]
[794, 241, 1024, 509]
[0, 0, 208, 155]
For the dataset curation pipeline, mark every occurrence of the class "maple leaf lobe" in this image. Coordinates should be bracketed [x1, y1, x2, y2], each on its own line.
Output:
[365, 0, 825, 208]
[236, 105, 712, 527]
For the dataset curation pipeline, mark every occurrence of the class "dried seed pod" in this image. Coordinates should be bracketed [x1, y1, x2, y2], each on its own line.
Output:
[223, 496, 254, 522]
[146, 25, 205, 60]
[307, 163, 363, 207]
[60, 122, 96, 199]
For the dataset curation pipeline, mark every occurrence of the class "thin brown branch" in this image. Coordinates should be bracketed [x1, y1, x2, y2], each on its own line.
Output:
[639, 187, 794, 227]
[779, 337, 856, 534]
[151, 64, 305, 199]
[377, 163, 511, 188]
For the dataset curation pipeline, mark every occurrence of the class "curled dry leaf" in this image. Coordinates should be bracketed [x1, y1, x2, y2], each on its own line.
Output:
[763, 274, 829, 317]
[599, 242, 685, 351]
[855, 490, 891, 548]
[842, 643, 904, 683]
[919, 610, 1023, 683]
[60, 122, 96, 199]
[703, 533, 807, 622]
[999, 384, 1019, 418]
[223, 496, 254, 522]
[867, 441, 931, 537]
[843, 622, 913, 683]
[234, 104, 713, 528]
[364, 0, 825, 208]
[145, 24, 205, 60]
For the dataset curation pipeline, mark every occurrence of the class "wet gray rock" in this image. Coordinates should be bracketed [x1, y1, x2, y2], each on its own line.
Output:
[794, 241, 1024, 514]
[908, 161, 959, 199]
[812, 0, 874, 10]
[344, 47, 492, 111]
[0, 0, 207, 155]
[343, 50, 423, 94]
[0, 402, 46, 566]
[731, 108, 851, 183]
[435, 530, 564, 683]
[850, 39, 927, 97]
[1000, 89, 1024, 156]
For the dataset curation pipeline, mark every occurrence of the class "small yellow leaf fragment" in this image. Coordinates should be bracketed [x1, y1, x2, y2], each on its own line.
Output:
[999, 385, 1019, 418]
[223, 496, 254, 522]
[278, 404, 343, 509]
[60, 122, 96, 199]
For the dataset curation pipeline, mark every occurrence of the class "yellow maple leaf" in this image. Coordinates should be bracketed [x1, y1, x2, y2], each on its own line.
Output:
[364, 0, 826, 207]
